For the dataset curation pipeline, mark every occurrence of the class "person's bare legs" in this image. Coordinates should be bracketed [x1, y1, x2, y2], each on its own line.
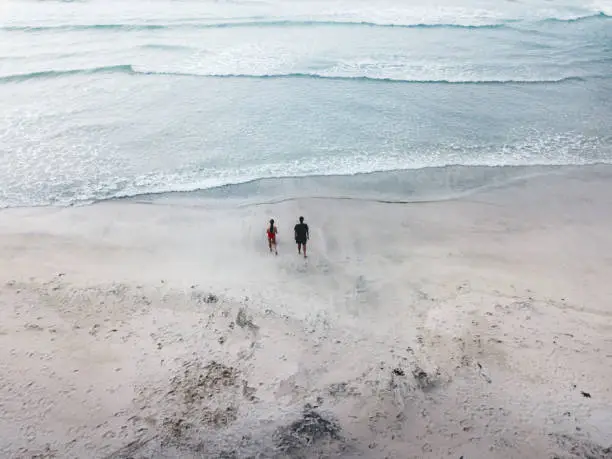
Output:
[297, 242, 307, 258]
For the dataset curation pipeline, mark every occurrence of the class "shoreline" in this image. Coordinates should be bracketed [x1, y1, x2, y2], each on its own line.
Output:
[1, 165, 611, 458]
[2, 163, 610, 210]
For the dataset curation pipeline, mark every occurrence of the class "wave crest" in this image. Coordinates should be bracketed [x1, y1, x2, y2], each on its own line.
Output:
[0, 65, 136, 83]
[0, 65, 589, 85]
[2, 12, 609, 33]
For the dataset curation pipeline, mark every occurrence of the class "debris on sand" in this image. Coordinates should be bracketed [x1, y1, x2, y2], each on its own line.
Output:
[159, 360, 241, 432]
[412, 366, 438, 391]
[177, 361, 239, 402]
[89, 324, 100, 336]
[476, 362, 492, 384]
[327, 382, 360, 397]
[236, 307, 259, 330]
[205, 293, 218, 303]
[132, 358, 260, 452]
[274, 404, 342, 455]
[550, 433, 612, 459]
[191, 291, 219, 305]
[242, 380, 257, 401]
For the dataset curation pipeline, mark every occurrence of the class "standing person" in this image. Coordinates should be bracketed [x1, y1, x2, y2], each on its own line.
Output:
[267, 219, 278, 255]
[294, 216, 309, 258]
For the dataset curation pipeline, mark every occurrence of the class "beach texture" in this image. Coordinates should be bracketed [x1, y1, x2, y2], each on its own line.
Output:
[1, 166, 611, 458]
[2, 0, 612, 456]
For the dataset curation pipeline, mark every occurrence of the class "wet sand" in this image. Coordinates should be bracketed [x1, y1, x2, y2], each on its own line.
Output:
[1, 165, 611, 458]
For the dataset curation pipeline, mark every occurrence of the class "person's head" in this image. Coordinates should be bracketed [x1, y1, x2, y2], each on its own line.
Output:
[299, 216, 304, 223]
[269, 219, 275, 230]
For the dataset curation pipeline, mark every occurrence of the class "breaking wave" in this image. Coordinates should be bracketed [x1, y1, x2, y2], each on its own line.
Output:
[1, 12, 609, 33]
[0, 65, 591, 85]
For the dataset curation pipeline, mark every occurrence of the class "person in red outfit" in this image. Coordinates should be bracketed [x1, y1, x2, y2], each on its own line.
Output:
[267, 219, 278, 255]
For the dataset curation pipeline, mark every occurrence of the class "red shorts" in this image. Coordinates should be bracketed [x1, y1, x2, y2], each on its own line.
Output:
[267, 232, 276, 242]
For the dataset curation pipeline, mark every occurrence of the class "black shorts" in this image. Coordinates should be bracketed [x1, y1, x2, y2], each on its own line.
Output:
[295, 238, 307, 245]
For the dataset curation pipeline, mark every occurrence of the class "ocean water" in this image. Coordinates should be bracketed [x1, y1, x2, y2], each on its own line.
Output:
[1, 0, 611, 207]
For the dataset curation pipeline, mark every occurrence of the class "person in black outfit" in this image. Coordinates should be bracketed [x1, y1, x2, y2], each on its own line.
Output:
[294, 216, 309, 258]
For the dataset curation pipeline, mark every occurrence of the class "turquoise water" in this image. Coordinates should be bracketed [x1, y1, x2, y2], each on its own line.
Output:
[1, 0, 611, 207]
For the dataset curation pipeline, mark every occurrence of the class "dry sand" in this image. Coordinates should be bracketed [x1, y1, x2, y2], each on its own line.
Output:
[1, 165, 611, 458]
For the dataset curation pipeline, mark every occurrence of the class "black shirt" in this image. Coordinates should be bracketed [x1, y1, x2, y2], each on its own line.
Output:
[294, 222, 309, 241]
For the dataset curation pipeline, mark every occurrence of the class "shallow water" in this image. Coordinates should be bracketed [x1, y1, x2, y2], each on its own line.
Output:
[1, 0, 611, 207]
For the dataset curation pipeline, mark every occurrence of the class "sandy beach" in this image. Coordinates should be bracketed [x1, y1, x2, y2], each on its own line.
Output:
[1, 165, 612, 458]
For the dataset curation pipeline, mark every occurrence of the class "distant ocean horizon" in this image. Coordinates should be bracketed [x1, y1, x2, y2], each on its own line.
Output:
[1, 0, 611, 207]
